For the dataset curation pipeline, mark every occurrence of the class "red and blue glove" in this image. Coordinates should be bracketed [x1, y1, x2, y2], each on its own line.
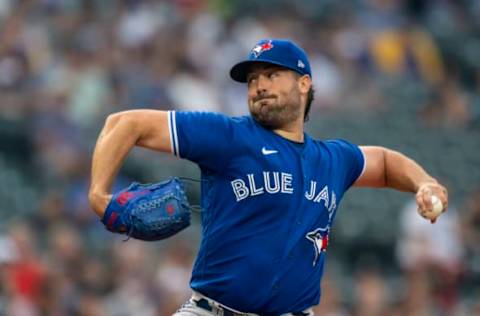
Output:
[102, 177, 191, 241]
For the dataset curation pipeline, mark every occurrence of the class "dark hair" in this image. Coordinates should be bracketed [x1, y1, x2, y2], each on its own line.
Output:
[304, 85, 315, 122]
[292, 72, 315, 121]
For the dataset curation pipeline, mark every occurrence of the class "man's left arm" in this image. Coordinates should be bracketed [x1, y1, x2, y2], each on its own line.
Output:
[354, 146, 448, 223]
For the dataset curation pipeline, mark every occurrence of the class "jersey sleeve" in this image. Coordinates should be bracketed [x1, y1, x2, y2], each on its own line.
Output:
[168, 111, 236, 172]
[326, 139, 366, 191]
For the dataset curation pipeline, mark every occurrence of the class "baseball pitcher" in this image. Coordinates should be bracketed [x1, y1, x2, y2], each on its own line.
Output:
[88, 39, 448, 316]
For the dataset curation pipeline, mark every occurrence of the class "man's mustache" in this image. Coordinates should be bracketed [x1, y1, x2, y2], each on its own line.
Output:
[253, 95, 276, 103]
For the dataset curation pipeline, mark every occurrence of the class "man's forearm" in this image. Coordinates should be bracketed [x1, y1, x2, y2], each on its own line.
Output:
[89, 113, 140, 215]
[384, 149, 437, 193]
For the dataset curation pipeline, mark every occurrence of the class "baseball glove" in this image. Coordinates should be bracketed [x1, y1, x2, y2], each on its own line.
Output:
[101, 177, 191, 241]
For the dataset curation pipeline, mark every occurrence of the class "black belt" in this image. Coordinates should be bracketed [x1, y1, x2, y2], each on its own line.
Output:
[194, 298, 242, 316]
[193, 298, 310, 316]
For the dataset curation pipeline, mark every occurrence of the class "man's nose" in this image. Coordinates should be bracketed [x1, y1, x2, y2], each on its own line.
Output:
[256, 75, 270, 95]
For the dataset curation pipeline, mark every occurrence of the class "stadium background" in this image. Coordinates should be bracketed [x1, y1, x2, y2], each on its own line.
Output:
[0, 0, 479, 315]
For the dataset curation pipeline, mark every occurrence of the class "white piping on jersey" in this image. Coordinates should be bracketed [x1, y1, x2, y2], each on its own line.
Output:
[357, 147, 367, 182]
[168, 111, 180, 157]
[167, 111, 175, 155]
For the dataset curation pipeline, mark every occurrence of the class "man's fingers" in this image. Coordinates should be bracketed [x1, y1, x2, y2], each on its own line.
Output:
[415, 193, 425, 211]
[422, 192, 433, 211]
[416, 187, 432, 212]
[440, 189, 448, 212]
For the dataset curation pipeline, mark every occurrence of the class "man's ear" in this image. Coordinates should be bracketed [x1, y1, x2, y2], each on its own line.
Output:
[298, 75, 312, 94]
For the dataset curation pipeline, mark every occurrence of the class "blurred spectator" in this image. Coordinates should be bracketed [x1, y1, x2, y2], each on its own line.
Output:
[5, 222, 47, 316]
[401, 269, 436, 316]
[420, 77, 472, 128]
[352, 268, 390, 316]
[364, 23, 445, 84]
[103, 240, 161, 316]
[0, 235, 19, 314]
[396, 198, 465, 315]
[156, 238, 195, 314]
[314, 272, 350, 316]
[461, 187, 480, 291]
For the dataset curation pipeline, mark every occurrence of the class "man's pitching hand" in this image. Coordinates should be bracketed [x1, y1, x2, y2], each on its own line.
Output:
[416, 181, 448, 223]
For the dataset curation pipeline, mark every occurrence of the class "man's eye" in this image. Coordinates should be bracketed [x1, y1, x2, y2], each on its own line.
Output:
[269, 72, 279, 79]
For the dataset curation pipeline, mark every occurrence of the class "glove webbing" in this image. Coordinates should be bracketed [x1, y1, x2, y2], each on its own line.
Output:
[123, 192, 194, 242]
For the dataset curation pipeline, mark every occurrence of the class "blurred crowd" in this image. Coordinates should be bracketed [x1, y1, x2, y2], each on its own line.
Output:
[0, 0, 479, 315]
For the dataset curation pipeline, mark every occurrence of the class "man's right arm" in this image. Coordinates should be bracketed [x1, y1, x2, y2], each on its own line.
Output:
[88, 110, 171, 217]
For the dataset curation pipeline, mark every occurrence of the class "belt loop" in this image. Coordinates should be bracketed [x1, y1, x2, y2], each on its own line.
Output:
[214, 305, 224, 316]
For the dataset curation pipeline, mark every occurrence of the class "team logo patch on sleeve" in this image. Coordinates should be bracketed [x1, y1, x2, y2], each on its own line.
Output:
[306, 227, 330, 267]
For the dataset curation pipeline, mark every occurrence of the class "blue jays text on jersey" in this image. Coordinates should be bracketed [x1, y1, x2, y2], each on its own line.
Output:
[167, 111, 365, 315]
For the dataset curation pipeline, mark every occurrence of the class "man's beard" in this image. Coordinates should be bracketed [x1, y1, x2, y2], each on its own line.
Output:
[249, 93, 302, 129]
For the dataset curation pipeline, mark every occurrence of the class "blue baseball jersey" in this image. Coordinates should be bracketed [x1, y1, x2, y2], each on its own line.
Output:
[167, 111, 365, 315]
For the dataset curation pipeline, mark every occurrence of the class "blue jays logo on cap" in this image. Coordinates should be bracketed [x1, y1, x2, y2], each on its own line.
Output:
[251, 40, 274, 58]
[230, 38, 312, 83]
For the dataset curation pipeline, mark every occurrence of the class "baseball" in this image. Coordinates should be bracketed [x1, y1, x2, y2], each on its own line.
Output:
[431, 195, 443, 215]
[419, 195, 444, 221]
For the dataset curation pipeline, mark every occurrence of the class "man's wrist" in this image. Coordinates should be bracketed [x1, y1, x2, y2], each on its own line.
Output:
[415, 178, 438, 192]
[88, 191, 111, 218]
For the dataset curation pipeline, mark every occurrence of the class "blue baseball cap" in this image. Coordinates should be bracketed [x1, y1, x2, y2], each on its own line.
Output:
[230, 39, 312, 82]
